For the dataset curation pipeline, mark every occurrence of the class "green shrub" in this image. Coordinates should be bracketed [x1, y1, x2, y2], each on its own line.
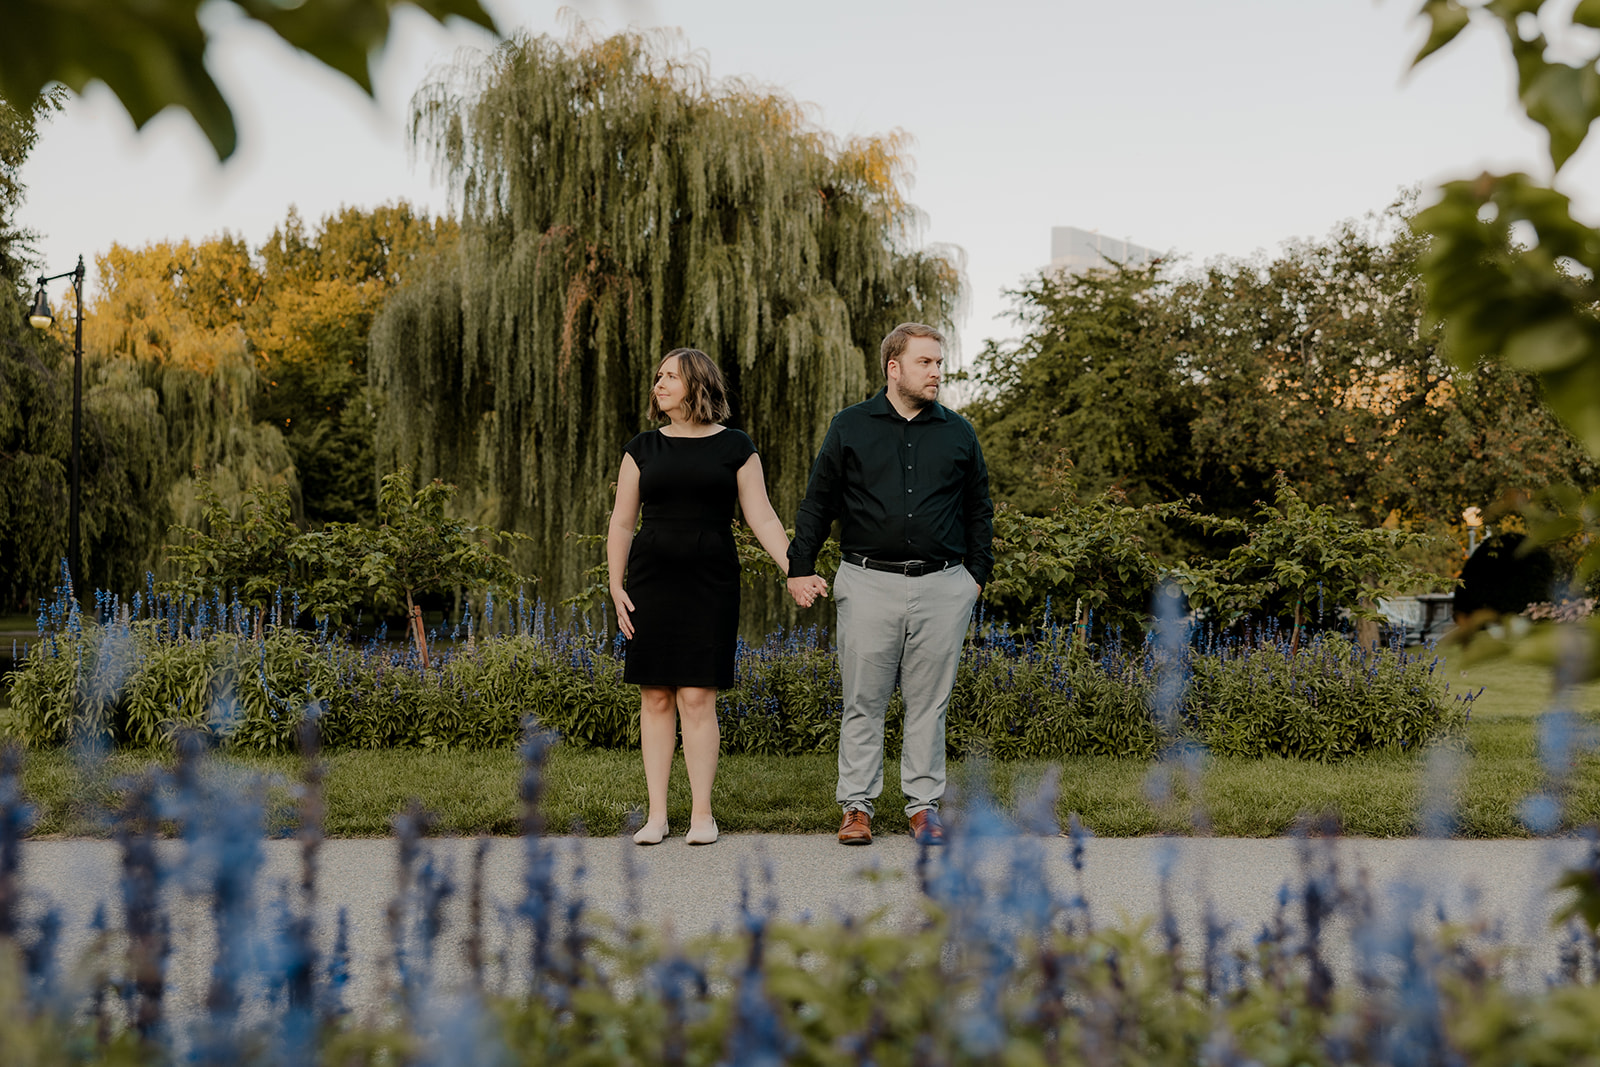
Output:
[1188, 635, 1460, 760]
[2, 604, 1471, 760]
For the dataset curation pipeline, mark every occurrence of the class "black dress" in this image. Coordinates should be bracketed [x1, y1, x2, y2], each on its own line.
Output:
[622, 427, 757, 688]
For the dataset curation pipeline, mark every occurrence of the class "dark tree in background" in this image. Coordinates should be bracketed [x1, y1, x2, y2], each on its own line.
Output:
[0, 92, 70, 610]
[2, 91, 182, 604]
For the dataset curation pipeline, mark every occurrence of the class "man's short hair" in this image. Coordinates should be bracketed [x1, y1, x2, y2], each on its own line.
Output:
[880, 322, 945, 377]
[649, 347, 732, 424]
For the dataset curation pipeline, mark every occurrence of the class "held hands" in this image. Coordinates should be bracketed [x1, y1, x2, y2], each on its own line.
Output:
[611, 584, 637, 639]
[786, 574, 829, 608]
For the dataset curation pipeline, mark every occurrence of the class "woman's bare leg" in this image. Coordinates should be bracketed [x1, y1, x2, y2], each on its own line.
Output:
[636, 685, 677, 843]
[677, 686, 720, 842]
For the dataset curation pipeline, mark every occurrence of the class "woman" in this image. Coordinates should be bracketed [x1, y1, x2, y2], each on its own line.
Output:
[607, 348, 795, 845]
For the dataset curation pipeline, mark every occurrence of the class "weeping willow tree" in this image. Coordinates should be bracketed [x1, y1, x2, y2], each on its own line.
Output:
[66, 238, 297, 588]
[371, 27, 963, 618]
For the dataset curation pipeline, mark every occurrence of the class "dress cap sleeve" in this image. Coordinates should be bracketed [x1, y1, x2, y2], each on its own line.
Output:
[622, 431, 654, 461]
[726, 428, 758, 463]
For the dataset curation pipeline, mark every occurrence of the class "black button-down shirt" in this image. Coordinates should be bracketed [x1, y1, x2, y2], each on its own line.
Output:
[788, 389, 994, 585]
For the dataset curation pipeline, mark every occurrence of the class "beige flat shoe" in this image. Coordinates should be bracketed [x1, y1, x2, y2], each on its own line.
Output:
[684, 818, 719, 845]
[633, 820, 669, 845]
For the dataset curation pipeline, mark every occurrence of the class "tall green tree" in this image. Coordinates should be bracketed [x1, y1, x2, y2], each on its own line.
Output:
[251, 204, 459, 525]
[1171, 214, 1592, 523]
[0, 90, 60, 287]
[3, 97, 207, 605]
[967, 208, 1595, 541]
[963, 263, 1185, 515]
[0, 94, 58, 614]
[0, 91, 72, 610]
[82, 235, 297, 569]
[0, 318, 68, 611]
[371, 28, 964, 607]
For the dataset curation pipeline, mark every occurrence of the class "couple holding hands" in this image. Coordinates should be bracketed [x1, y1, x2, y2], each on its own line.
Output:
[607, 322, 994, 847]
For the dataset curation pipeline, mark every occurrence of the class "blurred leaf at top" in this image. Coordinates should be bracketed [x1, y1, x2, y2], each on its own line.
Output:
[0, 0, 498, 161]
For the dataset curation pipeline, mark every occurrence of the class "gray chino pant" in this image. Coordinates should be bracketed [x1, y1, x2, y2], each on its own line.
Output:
[833, 559, 981, 817]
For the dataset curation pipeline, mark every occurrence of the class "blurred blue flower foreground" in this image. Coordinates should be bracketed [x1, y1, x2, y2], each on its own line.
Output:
[2, 732, 1600, 1064]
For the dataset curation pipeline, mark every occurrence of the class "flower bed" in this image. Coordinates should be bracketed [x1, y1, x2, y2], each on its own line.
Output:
[2, 590, 1473, 760]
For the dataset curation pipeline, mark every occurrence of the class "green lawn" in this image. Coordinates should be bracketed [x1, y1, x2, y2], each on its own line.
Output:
[9, 714, 1593, 839]
[8, 651, 1598, 839]
[1433, 646, 1600, 717]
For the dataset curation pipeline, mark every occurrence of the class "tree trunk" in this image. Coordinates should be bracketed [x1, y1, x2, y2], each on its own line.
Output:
[1355, 601, 1380, 653]
[406, 591, 429, 666]
[1291, 602, 1303, 656]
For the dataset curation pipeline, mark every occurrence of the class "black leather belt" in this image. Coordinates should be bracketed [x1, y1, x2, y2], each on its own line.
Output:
[842, 553, 958, 577]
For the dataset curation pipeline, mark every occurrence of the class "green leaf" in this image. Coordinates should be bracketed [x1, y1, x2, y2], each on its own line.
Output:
[1413, 0, 1473, 65]
[1553, 867, 1600, 931]
[1577, 0, 1600, 27]
[0, 0, 498, 161]
[1486, 0, 1547, 18]
[1500, 315, 1591, 372]
[1521, 60, 1600, 170]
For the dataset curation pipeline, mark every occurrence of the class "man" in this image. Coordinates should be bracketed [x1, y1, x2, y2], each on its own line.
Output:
[786, 322, 994, 846]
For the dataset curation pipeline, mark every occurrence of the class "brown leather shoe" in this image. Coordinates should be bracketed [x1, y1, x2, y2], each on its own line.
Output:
[838, 808, 872, 845]
[909, 809, 945, 846]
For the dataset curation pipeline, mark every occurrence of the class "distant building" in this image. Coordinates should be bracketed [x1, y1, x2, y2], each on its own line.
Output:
[1049, 227, 1158, 277]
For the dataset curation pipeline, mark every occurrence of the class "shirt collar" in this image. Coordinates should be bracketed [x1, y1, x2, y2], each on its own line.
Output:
[867, 387, 948, 423]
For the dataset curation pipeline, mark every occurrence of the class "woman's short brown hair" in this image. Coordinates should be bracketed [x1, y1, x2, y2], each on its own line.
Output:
[649, 348, 732, 424]
[880, 322, 946, 377]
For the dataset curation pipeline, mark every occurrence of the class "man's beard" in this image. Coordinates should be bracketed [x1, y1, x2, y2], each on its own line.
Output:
[894, 379, 935, 410]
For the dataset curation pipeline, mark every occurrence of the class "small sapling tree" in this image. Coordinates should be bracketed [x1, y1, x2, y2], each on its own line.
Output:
[984, 471, 1182, 634]
[165, 479, 300, 636]
[1173, 475, 1452, 651]
[358, 469, 528, 662]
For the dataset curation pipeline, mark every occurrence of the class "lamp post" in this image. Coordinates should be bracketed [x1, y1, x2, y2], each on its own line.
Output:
[1462, 505, 1485, 557]
[28, 255, 86, 597]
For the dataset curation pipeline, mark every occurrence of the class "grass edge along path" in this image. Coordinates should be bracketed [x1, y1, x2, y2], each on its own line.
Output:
[13, 714, 1592, 839]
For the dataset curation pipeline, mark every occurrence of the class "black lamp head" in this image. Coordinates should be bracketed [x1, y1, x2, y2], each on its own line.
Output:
[28, 284, 53, 329]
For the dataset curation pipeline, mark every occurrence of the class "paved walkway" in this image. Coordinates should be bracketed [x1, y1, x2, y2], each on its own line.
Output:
[14, 833, 1593, 1019]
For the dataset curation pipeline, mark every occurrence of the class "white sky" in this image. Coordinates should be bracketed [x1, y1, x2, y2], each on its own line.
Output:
[17, 0, 1600, 364]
